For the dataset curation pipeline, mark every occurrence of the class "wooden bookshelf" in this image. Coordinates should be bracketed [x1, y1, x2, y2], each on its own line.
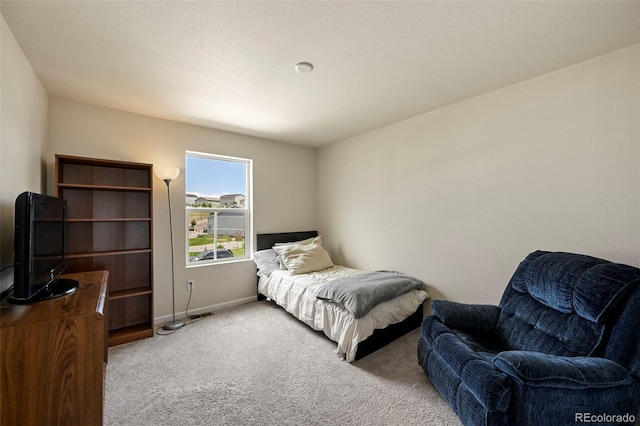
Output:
[56, 155, 154, 346]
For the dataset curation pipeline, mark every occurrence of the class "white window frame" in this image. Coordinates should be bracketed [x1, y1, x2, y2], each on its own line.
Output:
[185, 151, 252, 267]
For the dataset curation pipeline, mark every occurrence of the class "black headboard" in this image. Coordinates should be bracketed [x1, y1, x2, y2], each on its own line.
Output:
[256, 231, 318, 251]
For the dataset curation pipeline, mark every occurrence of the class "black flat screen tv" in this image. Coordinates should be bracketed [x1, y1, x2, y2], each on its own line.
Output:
[9, 191, 78, 304]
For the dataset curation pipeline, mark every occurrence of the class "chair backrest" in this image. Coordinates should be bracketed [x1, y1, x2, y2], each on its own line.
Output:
[496, 251, 640, 361]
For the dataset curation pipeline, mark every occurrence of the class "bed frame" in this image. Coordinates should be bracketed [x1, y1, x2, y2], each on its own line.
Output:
[256, 231, 424, 360]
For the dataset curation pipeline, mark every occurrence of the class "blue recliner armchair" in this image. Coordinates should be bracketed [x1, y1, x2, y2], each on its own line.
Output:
[418, 251, 640, 425]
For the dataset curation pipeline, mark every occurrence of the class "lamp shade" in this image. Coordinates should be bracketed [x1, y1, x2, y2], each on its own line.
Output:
[153, 167, 180, 182]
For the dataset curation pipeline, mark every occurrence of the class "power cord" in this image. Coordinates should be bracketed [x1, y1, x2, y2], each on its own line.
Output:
[0, 265, 15, 300]
[155, 283, 213, 335]
[185, 282, 196, 319]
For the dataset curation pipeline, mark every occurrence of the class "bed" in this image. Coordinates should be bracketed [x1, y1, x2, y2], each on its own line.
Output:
[255, 231, 429, 361]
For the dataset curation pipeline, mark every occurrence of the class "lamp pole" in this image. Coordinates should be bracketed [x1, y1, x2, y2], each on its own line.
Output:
[154, 167, 184, 331]
[162, 177, 184, 330]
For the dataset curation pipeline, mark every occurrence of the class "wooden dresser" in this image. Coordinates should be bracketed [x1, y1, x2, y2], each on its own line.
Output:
[1, 270, 109, 426]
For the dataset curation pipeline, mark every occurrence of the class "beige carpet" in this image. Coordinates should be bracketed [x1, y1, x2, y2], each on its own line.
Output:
[105, 301, 461, 426]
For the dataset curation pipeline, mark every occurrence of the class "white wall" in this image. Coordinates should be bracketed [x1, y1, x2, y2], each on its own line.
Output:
[4, 12, 638, 321]
[0, 16, 49, 292]
[45, 98, 317, 319]
[318, 44, 640, 310]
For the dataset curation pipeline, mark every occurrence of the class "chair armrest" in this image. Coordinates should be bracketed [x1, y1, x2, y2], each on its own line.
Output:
[494, 351, 633, 389]
[431, 300, 500, 336]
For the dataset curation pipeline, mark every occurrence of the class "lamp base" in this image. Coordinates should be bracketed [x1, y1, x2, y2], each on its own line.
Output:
[162, 320, 185, 331]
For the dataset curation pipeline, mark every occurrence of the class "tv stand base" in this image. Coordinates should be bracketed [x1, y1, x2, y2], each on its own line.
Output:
[8, 278, 78, 304]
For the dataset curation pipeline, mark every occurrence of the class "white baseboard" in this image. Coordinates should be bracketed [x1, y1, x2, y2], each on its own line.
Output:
[154, 295, 257, 326]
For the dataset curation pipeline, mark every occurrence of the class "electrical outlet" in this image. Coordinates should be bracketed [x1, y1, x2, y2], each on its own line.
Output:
[187, 280, 194, 291]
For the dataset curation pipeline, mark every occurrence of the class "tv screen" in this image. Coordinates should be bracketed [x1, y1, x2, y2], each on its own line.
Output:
[10, 192, 77, 304]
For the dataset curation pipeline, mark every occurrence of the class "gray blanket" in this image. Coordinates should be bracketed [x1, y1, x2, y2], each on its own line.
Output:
[316, 271, 425, 318]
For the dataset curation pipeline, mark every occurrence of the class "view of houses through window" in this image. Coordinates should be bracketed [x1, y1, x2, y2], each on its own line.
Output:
[185, 151, 251, 265]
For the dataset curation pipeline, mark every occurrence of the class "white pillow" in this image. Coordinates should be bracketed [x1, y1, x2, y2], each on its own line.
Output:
[252, 249, 280, 277]
[279, 242, 334, 275]
[273, 236, 323, 269]
[273, 235, 322, 251]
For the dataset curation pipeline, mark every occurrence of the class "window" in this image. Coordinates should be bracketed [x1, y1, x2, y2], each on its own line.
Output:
[185, 151, 252, 266]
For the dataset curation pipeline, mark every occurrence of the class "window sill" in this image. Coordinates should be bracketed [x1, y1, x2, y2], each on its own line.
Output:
[185, 257, 253, 269]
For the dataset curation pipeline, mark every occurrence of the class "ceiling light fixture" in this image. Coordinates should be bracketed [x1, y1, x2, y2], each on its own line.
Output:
[295, 62, 314, 74]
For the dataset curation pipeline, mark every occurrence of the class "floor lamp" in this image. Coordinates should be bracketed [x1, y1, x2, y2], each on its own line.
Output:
[154, 167, 184, 331]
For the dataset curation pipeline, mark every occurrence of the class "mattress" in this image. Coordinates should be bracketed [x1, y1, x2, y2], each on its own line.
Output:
[258, 265, 429, 362]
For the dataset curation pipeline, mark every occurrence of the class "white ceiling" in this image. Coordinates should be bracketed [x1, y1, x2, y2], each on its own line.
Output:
[2, 1, 639, 147]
